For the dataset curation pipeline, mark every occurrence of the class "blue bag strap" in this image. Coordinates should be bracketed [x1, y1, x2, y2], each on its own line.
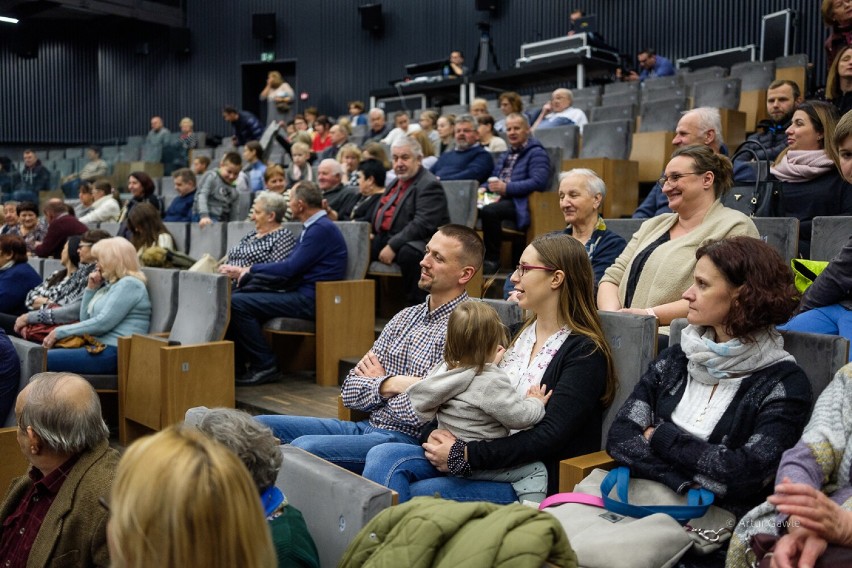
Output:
[599, 467, 714, 523]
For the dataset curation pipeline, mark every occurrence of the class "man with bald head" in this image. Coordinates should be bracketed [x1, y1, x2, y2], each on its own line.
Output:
[531, 88, 588, 132]
[0, 372, 119, 567]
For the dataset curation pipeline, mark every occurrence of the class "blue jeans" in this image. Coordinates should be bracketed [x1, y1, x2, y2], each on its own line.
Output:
[61, 178, 81, 199]
[47, 345, 118, 374]
[228, 290, 315, 371]
[254, 416, 418, 474]
[363, 442, 518, 504]
[780, 305, 852, 361]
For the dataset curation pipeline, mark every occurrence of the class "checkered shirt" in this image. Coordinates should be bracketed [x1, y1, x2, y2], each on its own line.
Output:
[341, 292, 469, 437]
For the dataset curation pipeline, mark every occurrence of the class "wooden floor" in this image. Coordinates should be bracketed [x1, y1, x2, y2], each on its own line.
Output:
[235, 370, 340, 418]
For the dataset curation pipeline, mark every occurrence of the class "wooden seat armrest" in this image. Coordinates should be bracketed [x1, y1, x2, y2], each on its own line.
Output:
[0, 427, 28, 492]
[338, 394, 370, 422]
[558, 450, 616, 492]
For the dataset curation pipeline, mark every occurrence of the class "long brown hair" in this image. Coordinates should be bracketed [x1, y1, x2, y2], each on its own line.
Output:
[444, 302, 507, 374]
[514, 233, 618, 406]
[127, 202, 174, 251]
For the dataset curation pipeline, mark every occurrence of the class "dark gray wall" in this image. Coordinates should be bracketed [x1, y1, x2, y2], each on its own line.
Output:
[0, 0, 825, 144]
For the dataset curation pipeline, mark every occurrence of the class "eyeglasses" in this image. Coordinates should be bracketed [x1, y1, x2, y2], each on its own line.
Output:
[515, 263, 556, 277]
[657, 172, 703, 187]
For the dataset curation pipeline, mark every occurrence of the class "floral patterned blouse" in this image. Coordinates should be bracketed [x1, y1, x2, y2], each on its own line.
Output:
[499, 321, 571, 396]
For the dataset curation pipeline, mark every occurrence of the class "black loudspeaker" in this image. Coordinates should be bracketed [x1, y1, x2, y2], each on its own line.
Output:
[169, 28, 191, 55]
[358, 4, 384, 33]
[475, 0, 498, 12]
[252, 13, 276, 41]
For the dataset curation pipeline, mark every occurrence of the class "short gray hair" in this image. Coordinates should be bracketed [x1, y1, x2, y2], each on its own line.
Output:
[368, 108, 385, 119]
[293, 181, 323, 208]
[559, 168, 607, 200]
[189, 408, 283, 493]
[391, 135, 423, 158]
[20, 372, 109, 454]
[455, 114, 479, 128]
[253, 191, 289, 223]
[684, 107, 724, 146]
[319, 158, 344, 178]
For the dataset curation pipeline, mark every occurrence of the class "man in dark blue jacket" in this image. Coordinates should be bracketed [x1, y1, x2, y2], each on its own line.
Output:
[223, 105, 264, 146]
[430, 114, 494, 183]
[479, 113, 550, 273]
[162, 168, 197, 222]
[228, 181, 348, 385]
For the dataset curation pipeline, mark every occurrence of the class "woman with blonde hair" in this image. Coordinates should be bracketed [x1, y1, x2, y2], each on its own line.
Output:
[364, 233, 616, 503]
[43, 237, 151, 374]
[436, 114, 456, 155]
[418, 109, 441, 150]
[336, 143, 362, 186]
[411, 129, 438, 170]
[108, 425, 276, 568]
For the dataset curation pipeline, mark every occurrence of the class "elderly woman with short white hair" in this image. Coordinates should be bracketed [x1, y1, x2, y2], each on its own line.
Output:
[218, 191, 297, 281]
[504, 169, 626, 299]
[187, 407, 320, 568]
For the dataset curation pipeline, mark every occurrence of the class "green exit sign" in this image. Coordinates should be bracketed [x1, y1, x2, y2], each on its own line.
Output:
[261, 52, 275, 62]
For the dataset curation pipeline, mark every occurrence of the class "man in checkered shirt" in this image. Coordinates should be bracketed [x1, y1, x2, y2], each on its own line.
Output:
[255, 224, 483, 473]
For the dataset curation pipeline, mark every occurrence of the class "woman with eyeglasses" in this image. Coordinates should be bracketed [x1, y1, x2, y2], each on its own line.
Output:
[597, 145, 758, 342]
[363, 234, 616, 504]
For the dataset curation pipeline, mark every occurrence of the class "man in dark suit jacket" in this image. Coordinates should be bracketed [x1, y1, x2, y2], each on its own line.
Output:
[372, 136, 450, 304]
[0, 373, 119, 566]
[34, 199, 88, 258]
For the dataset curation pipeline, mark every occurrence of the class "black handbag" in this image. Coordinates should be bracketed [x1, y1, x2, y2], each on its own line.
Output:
[722, 140, 783, 217]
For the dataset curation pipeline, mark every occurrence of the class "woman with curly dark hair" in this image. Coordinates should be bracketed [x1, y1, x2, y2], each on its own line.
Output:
[605, 236, 813, 567]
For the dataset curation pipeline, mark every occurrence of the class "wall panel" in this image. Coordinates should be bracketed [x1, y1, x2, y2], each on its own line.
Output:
[0, 0, 829, 144]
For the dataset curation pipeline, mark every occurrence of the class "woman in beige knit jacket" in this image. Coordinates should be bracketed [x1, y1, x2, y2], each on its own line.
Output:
[598, 145, 758, 331]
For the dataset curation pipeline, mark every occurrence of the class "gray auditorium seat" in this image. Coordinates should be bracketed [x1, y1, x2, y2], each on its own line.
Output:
[441, 104, 468, 116]
[160, 176, 176, 196]
[64, 147, 84, 159]
[47, 149, 65, 160]
[642, 86, 687, 104]
[140, 267, 180, 333]
[117, 145, 141, 162]
[642, 75, 684, 91]
[225, 221, 255, 253]
[163, 222, 189, 254]
[41, 259, 63, 277]
[579, 120, 632, 160]
[639, 97, 689, 132]
[692, 77, 741, 110]
[811, 216, 852, 260]
[590, 103, 637, 124]
[752, 217, 799, 262]
[730, 61, 775, 91]
[602, 218, 645, 242]
[535, 124, 580, 160]
[601, 91, 640, 107]
[26, 257, 43, 276]
[126, 135, 145, 147]
[189, 222, 227, 259]
[442, 180, 478, 227]
[6, 338, 46, 427]
[603, 81, 640, 96]
[276, 445, 395, 568]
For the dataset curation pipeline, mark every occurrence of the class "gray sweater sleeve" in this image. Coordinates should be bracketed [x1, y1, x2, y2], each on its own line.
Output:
[27, 299, 84, 325]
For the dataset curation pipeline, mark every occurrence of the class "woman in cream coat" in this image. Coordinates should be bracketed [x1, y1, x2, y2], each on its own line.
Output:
[597, 145, 758, 333]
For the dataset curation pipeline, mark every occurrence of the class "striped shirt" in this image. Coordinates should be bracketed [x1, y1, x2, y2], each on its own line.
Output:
[341, 292, 469, 437]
